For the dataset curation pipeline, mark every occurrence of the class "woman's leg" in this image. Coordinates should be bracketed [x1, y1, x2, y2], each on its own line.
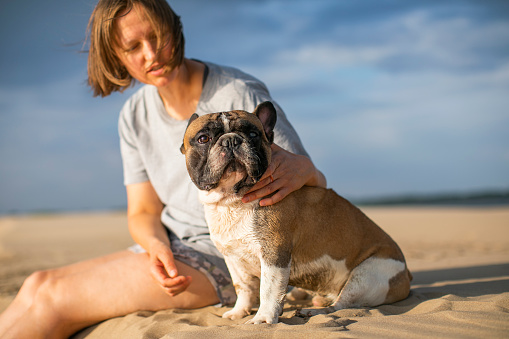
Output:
[0, 251, 128, 331]
[0, 250, 219, 339]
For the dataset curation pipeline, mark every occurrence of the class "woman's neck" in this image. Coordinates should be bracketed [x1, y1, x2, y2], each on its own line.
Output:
[157, 59, 205, 121]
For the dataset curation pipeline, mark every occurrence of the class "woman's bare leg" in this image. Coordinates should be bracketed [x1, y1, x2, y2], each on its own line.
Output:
[0, 250, 219, 339]
[0, 251, 128, 331]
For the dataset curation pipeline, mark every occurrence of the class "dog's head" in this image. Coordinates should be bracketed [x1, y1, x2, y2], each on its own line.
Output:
[180, 101, 277, 194]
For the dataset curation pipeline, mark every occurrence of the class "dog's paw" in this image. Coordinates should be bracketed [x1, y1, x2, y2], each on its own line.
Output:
[312, 294, 334, 307]
[286, 287, 312, 301]
[295, 306, 333, 318]
[222, 308, 250, 320]
[245, 312, 278, 324]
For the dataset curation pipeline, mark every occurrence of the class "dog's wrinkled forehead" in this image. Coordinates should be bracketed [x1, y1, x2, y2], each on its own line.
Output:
[220, 111, 233, 132]
[212, 110, 263, 133]
[182, 110, 264, 149]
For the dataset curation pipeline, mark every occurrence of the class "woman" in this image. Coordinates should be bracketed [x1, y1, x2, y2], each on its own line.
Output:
[0, 0, 326, 337]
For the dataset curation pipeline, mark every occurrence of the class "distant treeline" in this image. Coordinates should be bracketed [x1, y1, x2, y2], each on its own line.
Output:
[354, 189, 509, 207]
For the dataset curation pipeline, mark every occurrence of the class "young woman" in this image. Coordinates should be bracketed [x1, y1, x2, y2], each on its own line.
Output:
[0, 0, 326, 337]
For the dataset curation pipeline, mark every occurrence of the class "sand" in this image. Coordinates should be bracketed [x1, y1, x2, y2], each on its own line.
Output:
[1, 207, 508, 338]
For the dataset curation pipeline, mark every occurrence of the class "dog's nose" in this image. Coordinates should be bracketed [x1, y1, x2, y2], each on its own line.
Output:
[221, 135, 242, 149]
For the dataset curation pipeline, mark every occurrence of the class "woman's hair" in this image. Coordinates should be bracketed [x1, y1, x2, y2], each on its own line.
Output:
[86, 0, 185, 97]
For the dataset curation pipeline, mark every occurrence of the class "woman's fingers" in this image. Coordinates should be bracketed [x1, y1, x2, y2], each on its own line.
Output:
[148, 242, 193, 296]
[243, 144, 316, 206]
[163, 276, 193, 296]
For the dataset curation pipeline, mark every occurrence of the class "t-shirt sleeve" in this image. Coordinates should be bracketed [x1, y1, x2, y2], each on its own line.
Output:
[243, 79, 309, 157]
[118, 101, 149, 186]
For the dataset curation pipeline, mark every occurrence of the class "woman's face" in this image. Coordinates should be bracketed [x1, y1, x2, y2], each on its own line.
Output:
[113, 5, 176, 88]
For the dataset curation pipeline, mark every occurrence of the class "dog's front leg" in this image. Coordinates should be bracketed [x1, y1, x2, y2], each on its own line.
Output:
[222, 257, 260, 321]
[247, 259, 291, 324]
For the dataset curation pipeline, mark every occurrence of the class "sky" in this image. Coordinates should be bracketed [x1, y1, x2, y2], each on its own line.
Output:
[1, 0, 508, 214]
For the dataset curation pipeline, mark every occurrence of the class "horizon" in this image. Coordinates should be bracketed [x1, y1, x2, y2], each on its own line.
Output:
[3, 187, 509, 216]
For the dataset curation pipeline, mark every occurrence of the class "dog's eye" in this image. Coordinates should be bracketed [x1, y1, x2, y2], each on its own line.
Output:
[197, 135, 210, 144]
[249, 131, 258, 139]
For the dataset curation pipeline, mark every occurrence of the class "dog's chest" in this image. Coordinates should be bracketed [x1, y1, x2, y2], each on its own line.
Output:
[203, 202, 262, 261]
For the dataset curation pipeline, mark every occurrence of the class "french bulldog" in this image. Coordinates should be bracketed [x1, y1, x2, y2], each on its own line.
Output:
[180, 101, 412, 324]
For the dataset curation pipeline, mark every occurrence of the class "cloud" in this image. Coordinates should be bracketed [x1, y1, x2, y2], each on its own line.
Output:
[289, 61, 509, 197]
[257, 7, 509, 76]
[224, 5, 509, 198]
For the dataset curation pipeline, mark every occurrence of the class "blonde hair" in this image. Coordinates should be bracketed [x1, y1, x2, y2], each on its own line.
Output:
[86, 0, 185, 97]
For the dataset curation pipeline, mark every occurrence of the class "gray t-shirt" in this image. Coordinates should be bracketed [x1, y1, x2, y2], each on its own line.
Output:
[118, 61, 308, 262]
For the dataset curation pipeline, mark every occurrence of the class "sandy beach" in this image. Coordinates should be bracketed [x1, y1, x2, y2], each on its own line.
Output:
[1, 206, 508, 338]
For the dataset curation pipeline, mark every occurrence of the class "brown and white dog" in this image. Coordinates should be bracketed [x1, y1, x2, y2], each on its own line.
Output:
[180, 102, 412, 324]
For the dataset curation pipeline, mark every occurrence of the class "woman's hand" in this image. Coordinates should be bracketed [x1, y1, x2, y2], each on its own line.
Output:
[148, 239, 192, 297]
[242, 144, 327, 206]
[126, 182, 191, 297]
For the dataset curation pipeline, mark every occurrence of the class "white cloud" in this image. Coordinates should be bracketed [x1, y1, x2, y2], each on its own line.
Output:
[238, 7, 509, 198]
[249, 7, 509, 85]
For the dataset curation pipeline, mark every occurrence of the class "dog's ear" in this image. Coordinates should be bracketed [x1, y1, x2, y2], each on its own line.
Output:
[253, 101, 277, 143]
[186, 113, 200, 129]
[180, 113, 200, 154]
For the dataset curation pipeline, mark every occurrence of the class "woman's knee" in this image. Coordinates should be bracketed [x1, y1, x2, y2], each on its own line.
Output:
[18, 270, 53, 303]
[11, 270, 65, 328]
[28, 273, 71, 326]
[25, 269, 51, 287]
[26, 269, 76, 318]
[11, 275, 74, 338]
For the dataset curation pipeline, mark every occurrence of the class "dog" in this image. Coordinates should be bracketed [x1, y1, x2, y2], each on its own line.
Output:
[180, 101, 412, 324]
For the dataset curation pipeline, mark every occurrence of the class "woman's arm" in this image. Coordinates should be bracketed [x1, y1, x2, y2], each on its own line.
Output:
[126, 181, 191, 296]
[242, 144, 327, 206]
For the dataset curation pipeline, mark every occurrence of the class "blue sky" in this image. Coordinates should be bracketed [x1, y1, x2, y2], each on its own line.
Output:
[1, 0, 508, 214]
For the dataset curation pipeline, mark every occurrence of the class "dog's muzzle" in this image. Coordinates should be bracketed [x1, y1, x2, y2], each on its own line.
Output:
[219, 133, 243, 150]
